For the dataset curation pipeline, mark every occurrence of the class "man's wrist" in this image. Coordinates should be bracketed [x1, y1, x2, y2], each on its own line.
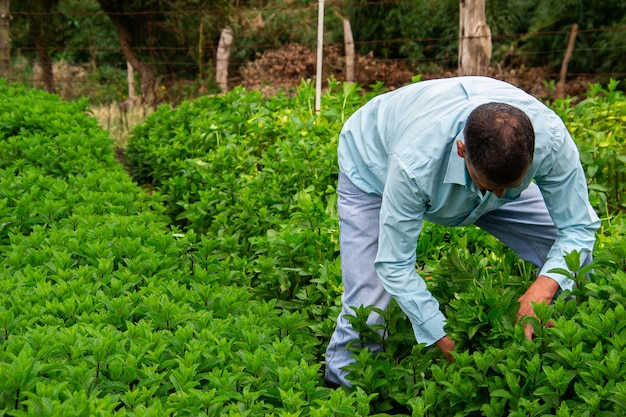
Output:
[436, 335, 455, 361]
[532, 275, 560, 301]
[436, 335, 454, 349]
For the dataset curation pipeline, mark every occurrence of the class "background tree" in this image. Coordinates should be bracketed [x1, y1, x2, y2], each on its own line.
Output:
[95, 0, 231, 104]
[0, 0, 9, 79]
[22, 0, 60, 93]
[95, 0, 166, 105]
[520, 0, 626, 76]
[342, 0, 404, 59]
[350, 0, 459, 71]
[6, 0, 626, 101]
[59, 0, 120, 74]
[340, 0, 626, 79]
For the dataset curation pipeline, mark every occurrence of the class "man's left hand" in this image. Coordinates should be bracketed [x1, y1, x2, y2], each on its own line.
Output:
[516, 275, 560, 339]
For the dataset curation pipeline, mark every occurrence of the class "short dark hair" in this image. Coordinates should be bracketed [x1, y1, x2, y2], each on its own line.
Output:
[464, 102, 535, 184]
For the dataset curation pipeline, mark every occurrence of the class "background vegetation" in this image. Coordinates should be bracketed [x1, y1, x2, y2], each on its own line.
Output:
[6, 0, 626, 105]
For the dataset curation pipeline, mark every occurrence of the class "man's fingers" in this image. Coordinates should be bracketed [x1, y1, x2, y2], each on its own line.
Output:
[519, 316, 554, 340]
[524, 323, 534, 340]
[514, 311, 527, 324]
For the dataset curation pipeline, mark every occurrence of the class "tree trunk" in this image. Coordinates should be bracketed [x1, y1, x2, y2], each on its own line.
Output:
[458, 0, 491, 76]
[111, 20, 156, 106]
[32, 38, 55, 93]
[27, 0, 57, 93]
[216, 26, 233, 94]
[96, 0, 157, 106]
[198, 18, 204, 83]
[0, 0, 10, 80]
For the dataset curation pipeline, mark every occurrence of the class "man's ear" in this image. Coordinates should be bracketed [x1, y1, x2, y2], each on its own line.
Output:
[456, 140, 466, 158]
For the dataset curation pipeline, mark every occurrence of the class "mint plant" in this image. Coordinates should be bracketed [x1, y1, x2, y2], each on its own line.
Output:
[1, 78, 626, 415]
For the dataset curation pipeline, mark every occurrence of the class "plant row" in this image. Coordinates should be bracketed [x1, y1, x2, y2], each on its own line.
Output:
[124, 78, 626, 416]
[0, 80, 380, 416]
[1, 77, 626, 416]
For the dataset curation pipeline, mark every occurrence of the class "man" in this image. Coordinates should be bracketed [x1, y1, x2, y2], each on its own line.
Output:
[324, 76, 600, 387]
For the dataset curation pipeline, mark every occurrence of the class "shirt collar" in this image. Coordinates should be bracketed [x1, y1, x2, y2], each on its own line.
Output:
[444, 132, 469, 186]
[443, 133, 485, 197]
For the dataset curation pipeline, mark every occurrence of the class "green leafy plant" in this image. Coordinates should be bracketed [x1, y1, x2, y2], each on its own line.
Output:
[1, 78, 626, 416]
[552, 79, 626, 215]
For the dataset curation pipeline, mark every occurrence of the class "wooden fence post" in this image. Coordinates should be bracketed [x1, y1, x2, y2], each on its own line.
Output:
[343, 18, 355, 83]
[315, 0, 325, 113]
[556, 23, 578, 99]
[198, 18, 204, 83]
[0, 0, 10, 80]
[127, 61, 136, 102]
[216, 26, 233, 94]
[458, 0, 491, 76]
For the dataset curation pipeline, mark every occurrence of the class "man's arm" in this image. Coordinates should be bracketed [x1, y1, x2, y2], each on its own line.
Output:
[374, 156, 449, 349]
[519, 122, 600, 338]
[533, 125, 599, 290]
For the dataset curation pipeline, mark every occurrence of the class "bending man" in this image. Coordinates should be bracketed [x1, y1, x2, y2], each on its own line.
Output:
[325, 76, 600, 387]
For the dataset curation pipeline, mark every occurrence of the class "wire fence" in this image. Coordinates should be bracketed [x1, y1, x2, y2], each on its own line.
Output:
[4, 6, 626, 103]
[4, 4, 625, 145]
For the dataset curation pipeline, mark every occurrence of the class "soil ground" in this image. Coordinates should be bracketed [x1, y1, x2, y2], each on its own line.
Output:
[238, 43, 597, 101]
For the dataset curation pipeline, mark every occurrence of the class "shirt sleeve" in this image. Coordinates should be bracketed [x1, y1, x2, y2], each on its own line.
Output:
[374, 154, 447, 346]
[534, 123, 601, 290]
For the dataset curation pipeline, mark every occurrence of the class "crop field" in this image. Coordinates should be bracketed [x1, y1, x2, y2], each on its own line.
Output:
[0, 78, 625, 416]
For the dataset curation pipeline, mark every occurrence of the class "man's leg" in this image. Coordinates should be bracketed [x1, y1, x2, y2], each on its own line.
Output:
[475, 182, 592, 281]
[475, 183, 557, 268]
[325, 172, 392, 387]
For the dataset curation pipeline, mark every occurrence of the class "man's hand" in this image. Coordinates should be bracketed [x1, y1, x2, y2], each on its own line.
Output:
[436, 335, 455, 361]
[516, 275, 560, 339]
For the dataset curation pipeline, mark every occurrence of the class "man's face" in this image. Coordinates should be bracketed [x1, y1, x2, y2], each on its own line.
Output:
[464, 158, 526, 198]
[456, 139, 527, 198]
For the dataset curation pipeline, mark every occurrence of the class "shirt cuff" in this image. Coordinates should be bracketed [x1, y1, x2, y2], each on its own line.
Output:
[391, 288, 447, 346]
[539, 258, 576, 291]
[412, 310, 447, 346]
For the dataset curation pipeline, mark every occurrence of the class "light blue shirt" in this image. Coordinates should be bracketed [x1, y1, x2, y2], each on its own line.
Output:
[337, 76, 600, 346]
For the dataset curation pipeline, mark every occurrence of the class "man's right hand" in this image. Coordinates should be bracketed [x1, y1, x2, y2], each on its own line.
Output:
[436, 335, 455, 361]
